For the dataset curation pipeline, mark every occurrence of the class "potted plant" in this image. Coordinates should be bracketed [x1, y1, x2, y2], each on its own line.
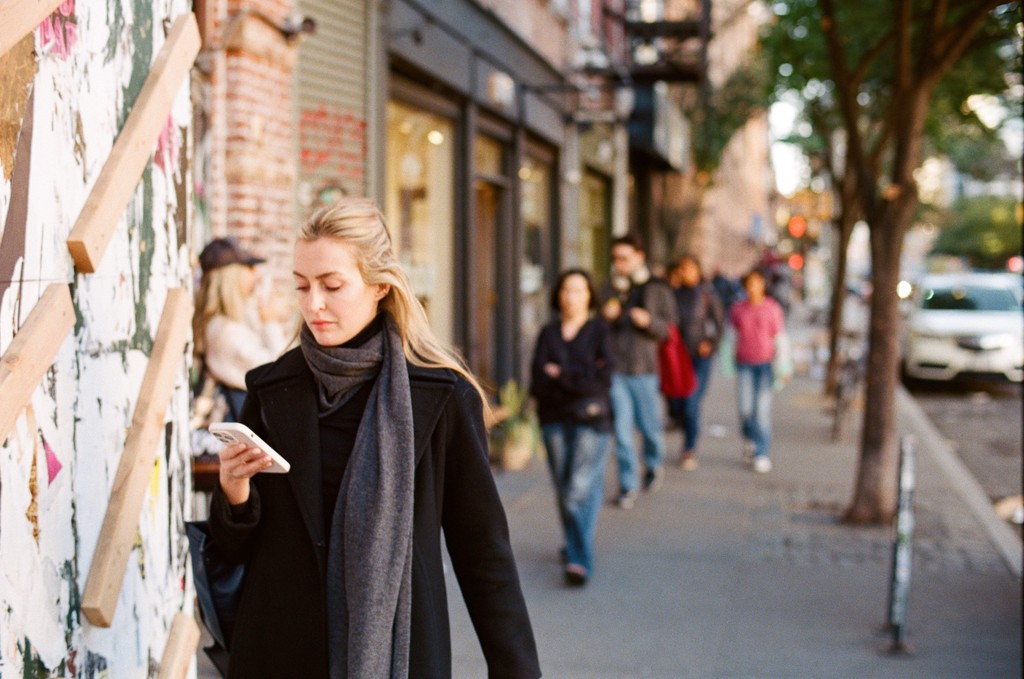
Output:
[490, 379, 540, 471]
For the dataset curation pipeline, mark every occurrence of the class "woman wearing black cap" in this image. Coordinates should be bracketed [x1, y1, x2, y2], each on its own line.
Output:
[193, 237, 289, 420]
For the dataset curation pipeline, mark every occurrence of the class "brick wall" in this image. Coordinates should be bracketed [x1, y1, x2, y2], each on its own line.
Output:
[298, 104, 366, 200]
[200, 0, 298, 280]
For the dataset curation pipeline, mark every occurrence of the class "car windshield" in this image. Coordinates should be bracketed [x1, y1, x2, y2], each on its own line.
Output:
[921, 285, 1022, 312]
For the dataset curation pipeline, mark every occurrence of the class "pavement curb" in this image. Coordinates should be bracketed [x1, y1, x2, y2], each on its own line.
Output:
[896, 383, 1023, 577]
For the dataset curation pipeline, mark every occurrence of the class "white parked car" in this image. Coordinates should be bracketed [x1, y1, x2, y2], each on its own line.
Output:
[902, 272, 1023, 383]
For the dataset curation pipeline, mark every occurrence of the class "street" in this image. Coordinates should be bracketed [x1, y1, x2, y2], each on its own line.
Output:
[446, 369, 1021, 678]
[907, 378, 1023, 535]
[193, 313, 1023, 678]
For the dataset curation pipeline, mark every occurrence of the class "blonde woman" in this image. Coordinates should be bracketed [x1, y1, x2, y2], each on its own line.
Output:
[207, 199, 541, 679]
[193, 238, 289, 420]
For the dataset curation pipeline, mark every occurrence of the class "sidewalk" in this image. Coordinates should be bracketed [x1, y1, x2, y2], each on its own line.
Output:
[448, 367, 1022, 677]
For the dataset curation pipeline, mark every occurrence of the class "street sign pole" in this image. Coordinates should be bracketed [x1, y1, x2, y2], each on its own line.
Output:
[886, 434, 917, 653]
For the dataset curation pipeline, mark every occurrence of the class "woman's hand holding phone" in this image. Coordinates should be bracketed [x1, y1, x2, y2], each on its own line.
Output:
[218, 442, 273, 505]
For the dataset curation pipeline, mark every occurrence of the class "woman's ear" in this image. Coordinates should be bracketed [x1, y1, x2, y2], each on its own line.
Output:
[376, 284, 391, 301]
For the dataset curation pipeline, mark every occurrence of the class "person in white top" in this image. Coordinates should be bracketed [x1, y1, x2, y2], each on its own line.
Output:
[193, 238, 289, 420]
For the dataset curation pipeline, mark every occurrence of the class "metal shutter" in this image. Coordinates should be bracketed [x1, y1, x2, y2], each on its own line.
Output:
[294, 0, 367, 219]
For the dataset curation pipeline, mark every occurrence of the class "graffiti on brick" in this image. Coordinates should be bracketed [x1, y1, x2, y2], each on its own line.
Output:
[299, 103, 366, 185]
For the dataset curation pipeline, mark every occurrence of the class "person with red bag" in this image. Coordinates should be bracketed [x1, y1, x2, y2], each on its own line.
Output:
[601, 234, 678, 509]
[666, 255, 725, 471]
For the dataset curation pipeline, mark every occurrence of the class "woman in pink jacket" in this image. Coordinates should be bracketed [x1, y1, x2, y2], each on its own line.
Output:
[729, 269, 784, 473]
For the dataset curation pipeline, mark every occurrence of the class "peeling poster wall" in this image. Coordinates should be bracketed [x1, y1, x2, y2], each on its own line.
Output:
[0, 1, 195, 676]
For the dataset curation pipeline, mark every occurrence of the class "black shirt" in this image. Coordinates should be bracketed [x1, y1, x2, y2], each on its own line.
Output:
[529, 318, 614, 430]
[317, 314, 382, 536]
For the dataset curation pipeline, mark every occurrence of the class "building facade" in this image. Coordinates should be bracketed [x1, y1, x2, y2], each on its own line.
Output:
[199, 0, 770, 388]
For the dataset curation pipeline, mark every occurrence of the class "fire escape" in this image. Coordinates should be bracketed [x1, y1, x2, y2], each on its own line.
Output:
[624, 0, 710, 173]
[551, 0, 714, 253]
[591, 0, 712, 246]
[572, 0, 711, 172]
[620, 0, 710, 86]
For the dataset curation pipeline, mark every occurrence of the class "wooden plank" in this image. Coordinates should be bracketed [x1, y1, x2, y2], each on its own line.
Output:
[66, 13, 200, 273]
[0, 0, 64, 58]
[81, 288, 192, 627]
[0, 283, 74, 445]
[156, 612, 200, 679]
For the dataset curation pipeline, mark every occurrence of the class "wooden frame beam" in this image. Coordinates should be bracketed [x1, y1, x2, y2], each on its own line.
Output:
[81, 288, 192, 627]
[0, 0, 64, 58]
[0, 283, 74, 445]
[156, 612, 200, 679]
[66, 13, 200, 273]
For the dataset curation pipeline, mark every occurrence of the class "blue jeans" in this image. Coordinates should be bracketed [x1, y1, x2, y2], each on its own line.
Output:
[609, 374, 665, 493]
[541, 423, 611, 573]
[736, 362, 773, 459]
[221, 385, 246, 422]
[668, 355, 713, 452]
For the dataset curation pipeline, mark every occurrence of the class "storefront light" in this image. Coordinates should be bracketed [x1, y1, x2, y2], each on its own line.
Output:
[427, 129, 445, 145]
[487, 71, 516, 110]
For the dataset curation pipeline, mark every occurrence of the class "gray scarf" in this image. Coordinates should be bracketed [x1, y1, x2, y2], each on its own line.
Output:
[300, 315, 414, 679]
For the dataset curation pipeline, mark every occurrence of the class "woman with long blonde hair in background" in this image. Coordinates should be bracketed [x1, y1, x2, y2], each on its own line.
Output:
[193, 237, 289, 420]
[207, 198, 541, 679]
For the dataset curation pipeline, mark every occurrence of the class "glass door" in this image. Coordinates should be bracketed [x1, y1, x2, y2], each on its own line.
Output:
[471, 178, 501, 390]
[582, 170, 611, 286]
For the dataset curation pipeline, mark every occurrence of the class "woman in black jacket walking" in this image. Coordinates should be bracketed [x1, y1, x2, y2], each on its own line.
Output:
[530, 269, 614, 586]
[668, 255, 725, 470]
[209, 198, 540, 678]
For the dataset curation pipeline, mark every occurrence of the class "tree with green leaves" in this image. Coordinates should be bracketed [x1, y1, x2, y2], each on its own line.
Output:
[762, 1, 1018, 396]
[931, 195, 1023, 269]
[762, 0, 1019, 523]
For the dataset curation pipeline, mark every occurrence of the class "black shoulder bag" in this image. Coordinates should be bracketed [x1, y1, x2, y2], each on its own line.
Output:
[185, 520, 244, 675]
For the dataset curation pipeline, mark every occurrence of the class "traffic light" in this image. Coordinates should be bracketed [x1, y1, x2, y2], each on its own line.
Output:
[787, 215, 807, 239]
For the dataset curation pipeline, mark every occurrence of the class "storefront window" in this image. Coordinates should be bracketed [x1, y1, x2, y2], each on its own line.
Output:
[385, 101, 455, 345]
[519, 156, 552, 380]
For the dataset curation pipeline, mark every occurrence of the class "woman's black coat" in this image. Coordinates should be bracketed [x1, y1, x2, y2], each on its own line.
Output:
[207, 348, 541, 679]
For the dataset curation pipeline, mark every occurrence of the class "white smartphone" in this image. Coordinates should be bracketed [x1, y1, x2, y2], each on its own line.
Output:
[209, 422, 291, 473]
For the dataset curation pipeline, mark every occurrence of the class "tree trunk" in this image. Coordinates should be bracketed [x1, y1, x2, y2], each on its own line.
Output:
[824, 207, 857, 396]
[820, 0, 1000, 526]
[843, 194, 916, 525]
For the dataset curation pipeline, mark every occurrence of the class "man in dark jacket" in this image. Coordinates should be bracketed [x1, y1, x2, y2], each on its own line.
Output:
[601, 233, 678, 509]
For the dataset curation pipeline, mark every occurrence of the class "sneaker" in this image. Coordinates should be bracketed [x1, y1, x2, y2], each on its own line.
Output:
[615, 490, 638, 509]
[643, 466, 665, 493]
[752, 456, 772, 473]
[564, 564, 588, 587]
[679, 452, 698, 471]
[742, 441, 756, 465]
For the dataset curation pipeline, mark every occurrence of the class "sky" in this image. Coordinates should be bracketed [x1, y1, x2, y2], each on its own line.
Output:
[769, 99, 809, 197]
[768, 95, 1023, 199]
